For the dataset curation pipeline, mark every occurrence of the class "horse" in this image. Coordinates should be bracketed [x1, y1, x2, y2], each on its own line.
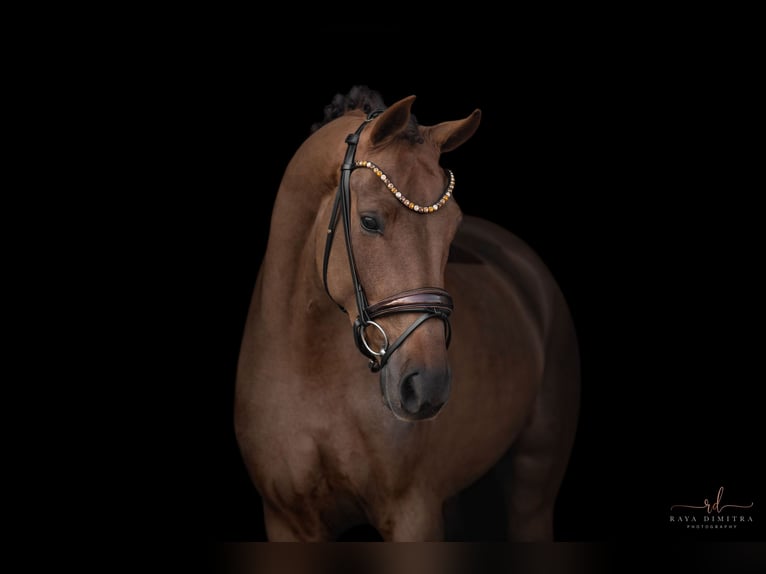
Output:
[235, 86, 580, 541]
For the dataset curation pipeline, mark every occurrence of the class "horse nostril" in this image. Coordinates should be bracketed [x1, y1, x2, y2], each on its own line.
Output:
[400, 372, 420, 414]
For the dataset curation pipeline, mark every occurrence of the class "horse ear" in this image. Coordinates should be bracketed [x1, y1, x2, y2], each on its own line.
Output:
[368, 95, 416, 146]
[426, 109, 482, 153]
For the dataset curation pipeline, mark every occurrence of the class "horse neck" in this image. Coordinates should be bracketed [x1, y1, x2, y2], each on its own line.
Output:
[254, 180, 346, 371]
[259, 189, 323, 304]
[253, 117, 364, 371]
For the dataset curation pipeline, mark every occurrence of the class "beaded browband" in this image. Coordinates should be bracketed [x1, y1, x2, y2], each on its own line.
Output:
[355, 160, 455, 214]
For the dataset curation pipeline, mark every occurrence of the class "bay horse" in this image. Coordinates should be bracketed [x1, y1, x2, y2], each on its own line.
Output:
[235, 86, 580, 541]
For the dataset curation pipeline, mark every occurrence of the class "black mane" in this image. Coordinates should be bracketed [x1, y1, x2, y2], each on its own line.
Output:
[311, 85, 422, 143]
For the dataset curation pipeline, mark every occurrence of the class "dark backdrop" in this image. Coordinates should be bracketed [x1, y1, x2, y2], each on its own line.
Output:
[160, 59, 762, 541]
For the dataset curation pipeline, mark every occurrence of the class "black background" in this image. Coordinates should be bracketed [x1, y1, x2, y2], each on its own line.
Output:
[145, 31, 763, 543]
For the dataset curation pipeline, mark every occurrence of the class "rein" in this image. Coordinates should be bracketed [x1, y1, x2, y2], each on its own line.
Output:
[322, 110, 454, 372]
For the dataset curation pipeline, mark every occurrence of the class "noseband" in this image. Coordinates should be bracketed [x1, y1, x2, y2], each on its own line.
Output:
[322, 110, 454, 372]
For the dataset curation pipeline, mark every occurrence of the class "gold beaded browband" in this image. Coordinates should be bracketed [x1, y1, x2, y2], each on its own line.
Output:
[355, 160, 455, 214]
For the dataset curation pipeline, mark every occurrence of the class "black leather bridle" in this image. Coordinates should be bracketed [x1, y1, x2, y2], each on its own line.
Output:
[322, 110, 454, 373]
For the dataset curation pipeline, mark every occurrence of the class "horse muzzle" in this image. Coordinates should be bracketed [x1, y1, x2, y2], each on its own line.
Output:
[380, 356, 453, 421]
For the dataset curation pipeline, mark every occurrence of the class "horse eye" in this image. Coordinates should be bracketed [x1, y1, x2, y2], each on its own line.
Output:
[360, 215, 381, 233]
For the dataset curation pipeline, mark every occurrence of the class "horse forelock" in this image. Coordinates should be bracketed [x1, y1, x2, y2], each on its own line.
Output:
[311, 85, 422, 144]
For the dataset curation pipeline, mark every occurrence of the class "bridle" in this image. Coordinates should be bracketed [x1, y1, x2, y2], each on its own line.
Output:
[322, 110, 454, 373]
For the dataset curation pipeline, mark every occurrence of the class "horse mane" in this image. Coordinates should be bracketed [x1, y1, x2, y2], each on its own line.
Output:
[310, 85, 423, 143]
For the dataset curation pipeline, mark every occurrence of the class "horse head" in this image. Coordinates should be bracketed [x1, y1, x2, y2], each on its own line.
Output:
[315, 92, 481, 421]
